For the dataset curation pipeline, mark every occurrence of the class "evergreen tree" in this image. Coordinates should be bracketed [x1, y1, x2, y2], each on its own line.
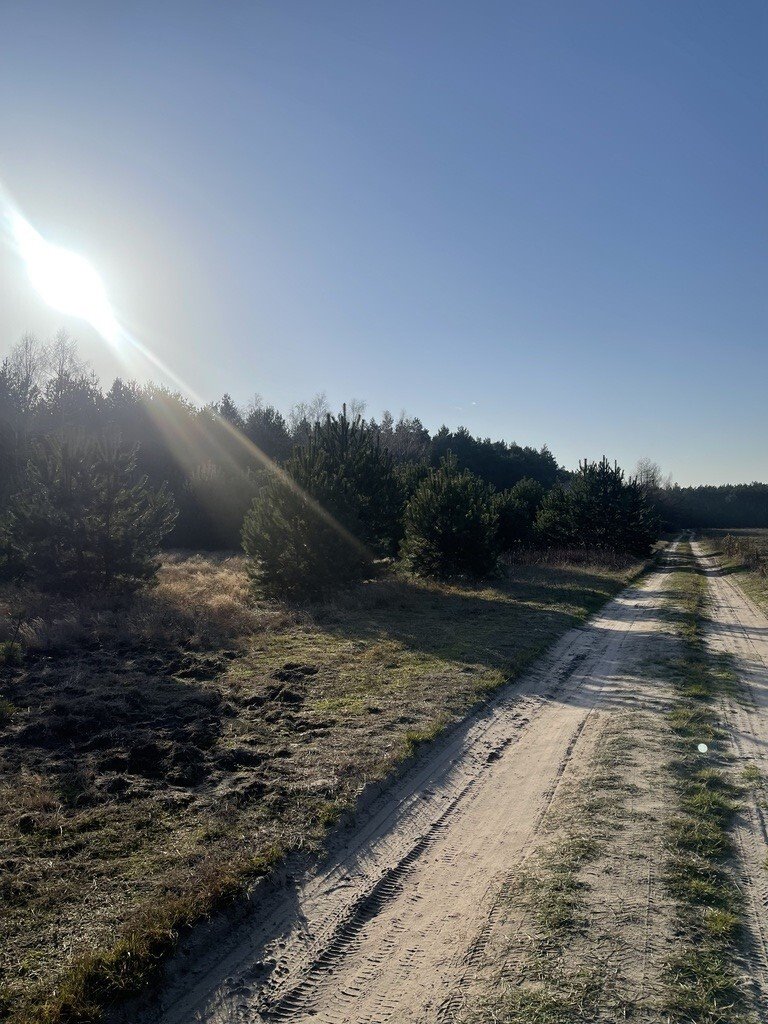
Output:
[400, 454, 499, 578]
[535, 458, 658, 557]
[172, 463, 262, 549]
[4, 436, 177, 592]
[509, 477, 546, 519]
[242, 410, 399, 598]
[494, 492, 531, 551]
[243, 403, 292, 463]
[216, 393, 245, 431]
[494, 478, 547, 550]
[430, 427, 560, 490]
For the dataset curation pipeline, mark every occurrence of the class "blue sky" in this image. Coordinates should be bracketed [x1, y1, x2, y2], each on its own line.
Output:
[0, 1, 765, 484]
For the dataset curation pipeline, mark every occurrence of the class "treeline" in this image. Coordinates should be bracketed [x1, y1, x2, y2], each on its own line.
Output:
[658, 484, 768, 529]
[0, 334, 559, 549]
[0, 333, 661, 597]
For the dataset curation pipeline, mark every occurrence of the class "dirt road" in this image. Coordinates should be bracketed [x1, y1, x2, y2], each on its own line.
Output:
[692, 539, 768, 1006]
[129, 541, 768, 1023]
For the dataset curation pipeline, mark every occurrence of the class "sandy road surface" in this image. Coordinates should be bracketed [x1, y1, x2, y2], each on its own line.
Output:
[692, 539, 768, 1005]
[129, 552, 679, 1024]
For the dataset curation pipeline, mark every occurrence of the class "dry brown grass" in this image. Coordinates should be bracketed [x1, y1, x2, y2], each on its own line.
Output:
[0, 553, 295, 654]
[505, 545, 644, 572]
[701, 529, 768, 613]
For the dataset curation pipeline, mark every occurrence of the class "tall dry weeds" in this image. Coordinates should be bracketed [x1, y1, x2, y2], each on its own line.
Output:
[0, 553, 297, 652]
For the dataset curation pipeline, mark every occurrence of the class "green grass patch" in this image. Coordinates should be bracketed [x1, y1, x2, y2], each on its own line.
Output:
[740, 763, 763, 789]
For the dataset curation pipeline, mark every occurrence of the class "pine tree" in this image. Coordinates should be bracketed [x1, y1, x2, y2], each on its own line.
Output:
[5, 436, 177, 592]
[173, 463, 261, 549]
[243, 404, 292, 463]
[400, 454, 500, 578]
[242, 409, 400, 598]
[535, 458, 658, 556]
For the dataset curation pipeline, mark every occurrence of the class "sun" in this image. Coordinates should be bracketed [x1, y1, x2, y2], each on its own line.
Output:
[11, 212, 120, 343]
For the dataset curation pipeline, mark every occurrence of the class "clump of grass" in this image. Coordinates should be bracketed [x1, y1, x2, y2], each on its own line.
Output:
[4, 554, 281, 655]
[526, 853, 592, 936]
[0, 640, 23, 665]
[740, 763, 763, 789]
[0, 696, 18, 724]
[402, 717, 449, 757]
[463, 967, 608, 1024]
[666, 947, 746, 1021]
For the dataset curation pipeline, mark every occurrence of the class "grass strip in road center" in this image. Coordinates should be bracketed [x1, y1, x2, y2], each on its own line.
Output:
[660, 542, 752, 1024]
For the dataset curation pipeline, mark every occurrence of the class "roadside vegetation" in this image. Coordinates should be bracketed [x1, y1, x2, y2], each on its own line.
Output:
[699, 529, 768, 613]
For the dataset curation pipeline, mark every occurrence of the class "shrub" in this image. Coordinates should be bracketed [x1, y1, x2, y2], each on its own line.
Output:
[493, 478, 546, 551]
[509, 477, 546, 519]
[400, 454, 500, 578]
[3, 436, 177, 593]
[243, 410, 399, 599]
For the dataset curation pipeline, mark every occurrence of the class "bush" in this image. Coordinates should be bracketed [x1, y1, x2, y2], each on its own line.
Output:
[243, 410, 399, 599]
[494, 479, 546, 551]
[400, 454, 500, 579]
[722, 533, 766, 573]
[3, 436, 177, 593]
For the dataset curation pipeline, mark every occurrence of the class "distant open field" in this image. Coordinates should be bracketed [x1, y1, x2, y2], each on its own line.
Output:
[0, 551, 644, 1023]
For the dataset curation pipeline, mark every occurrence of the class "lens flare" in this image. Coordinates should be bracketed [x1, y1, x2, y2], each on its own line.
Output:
[10, 212, 119, 343]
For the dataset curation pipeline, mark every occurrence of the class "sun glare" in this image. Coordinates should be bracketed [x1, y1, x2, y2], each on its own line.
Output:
[11, 213, 120, 343]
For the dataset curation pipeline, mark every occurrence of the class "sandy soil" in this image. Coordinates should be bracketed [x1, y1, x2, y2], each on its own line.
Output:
[692, 538, 768, 1008]
[123, 551, 683, 1024]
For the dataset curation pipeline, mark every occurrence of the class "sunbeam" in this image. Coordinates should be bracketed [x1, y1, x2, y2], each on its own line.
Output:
[1, 191, 372, 562]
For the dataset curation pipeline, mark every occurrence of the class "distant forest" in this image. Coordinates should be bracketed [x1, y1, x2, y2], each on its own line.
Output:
[0, 334, 765, 563]
[659, 484, 768, 530]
